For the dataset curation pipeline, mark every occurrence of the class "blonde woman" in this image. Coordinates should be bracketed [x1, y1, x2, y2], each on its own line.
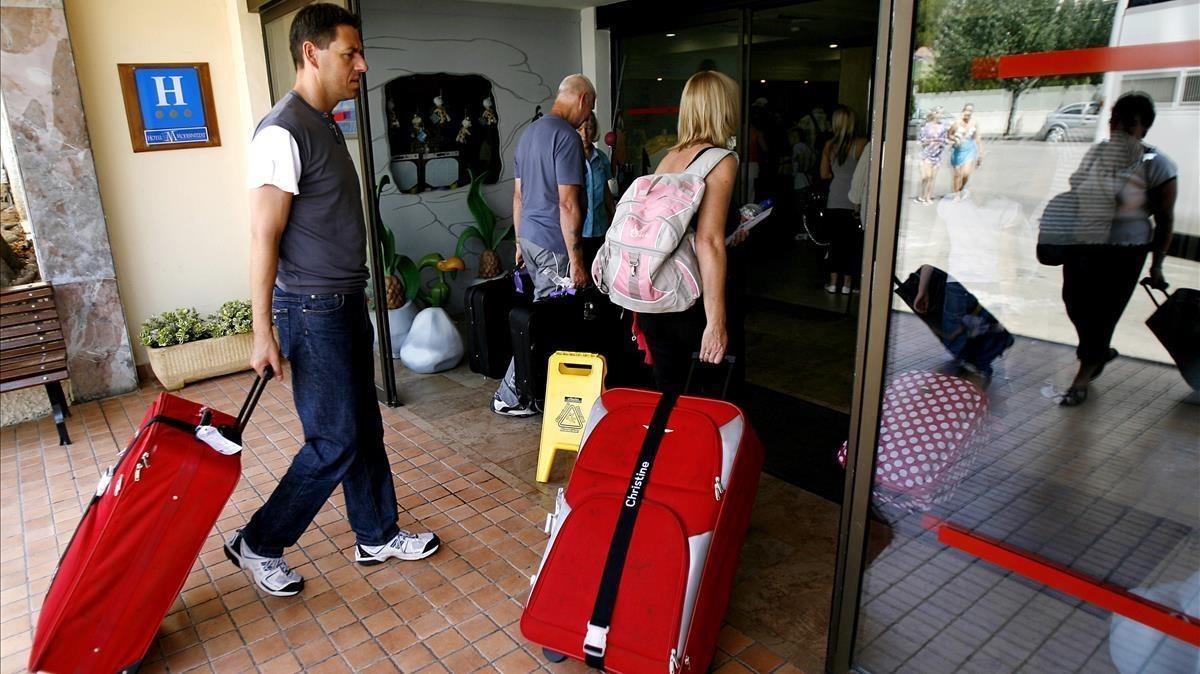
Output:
[949, 103, 982, 199]
[820, 105, 869, 294]
[636, 70, 739, 393]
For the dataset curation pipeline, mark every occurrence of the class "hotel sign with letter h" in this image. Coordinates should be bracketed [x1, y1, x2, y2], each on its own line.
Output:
[118, 63, 221, 152]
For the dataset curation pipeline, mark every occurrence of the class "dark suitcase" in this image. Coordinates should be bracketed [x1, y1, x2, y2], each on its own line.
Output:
[29, 370, 271, 674]
[508, 289, 643, 408]
[1142, 280, 1200, 390]
[465, 270, 531, 378]
[895, 265, 1014, 375]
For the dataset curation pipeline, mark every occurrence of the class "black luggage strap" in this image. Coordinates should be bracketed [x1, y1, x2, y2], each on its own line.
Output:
[584, 391, 680, 670]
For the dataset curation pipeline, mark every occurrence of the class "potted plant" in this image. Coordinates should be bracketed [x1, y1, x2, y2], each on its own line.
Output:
[140, 301, 254, 391]
[372, 175, 423, 358]
[399, 253, 466, 374]
[455, 171, 512, 279]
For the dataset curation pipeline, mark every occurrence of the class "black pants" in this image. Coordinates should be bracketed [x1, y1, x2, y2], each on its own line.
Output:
[1061, 245, 1147, 366]
[638, 303, 745, 399]
[826, 208, 863, 277]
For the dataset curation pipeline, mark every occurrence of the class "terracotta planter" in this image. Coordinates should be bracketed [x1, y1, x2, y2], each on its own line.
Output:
[145, 332, 254, 391]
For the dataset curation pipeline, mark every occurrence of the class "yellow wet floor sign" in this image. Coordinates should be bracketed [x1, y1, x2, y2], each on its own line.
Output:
[537, 351, 606, 482]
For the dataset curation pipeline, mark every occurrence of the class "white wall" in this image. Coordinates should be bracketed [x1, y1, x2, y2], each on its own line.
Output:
[361, 0, 583, 310]
[64, 0, 271, 364]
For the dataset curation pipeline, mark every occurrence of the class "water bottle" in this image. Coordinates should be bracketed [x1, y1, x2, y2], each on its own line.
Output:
[738, 197, 774, 224]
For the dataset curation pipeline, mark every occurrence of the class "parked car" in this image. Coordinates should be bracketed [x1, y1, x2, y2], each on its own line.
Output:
[907, 107, 957, 140]
[1038, 101, 1101, 142]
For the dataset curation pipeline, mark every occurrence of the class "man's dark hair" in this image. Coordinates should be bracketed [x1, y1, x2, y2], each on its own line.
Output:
[1112, 92, 1156, 129]
[290, 3, 362, 68]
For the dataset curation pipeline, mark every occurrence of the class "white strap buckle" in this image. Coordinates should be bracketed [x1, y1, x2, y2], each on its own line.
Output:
[583, 623, 609, 658]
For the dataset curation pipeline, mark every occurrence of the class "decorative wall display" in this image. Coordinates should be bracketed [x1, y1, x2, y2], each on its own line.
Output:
[383, 73, 501, 193]
[117, 63, 221, 152]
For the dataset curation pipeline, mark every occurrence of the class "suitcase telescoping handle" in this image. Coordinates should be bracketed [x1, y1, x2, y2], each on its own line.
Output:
[1140, 277, 1170, 308]
[235, 365, 274, 435]
[685, 353, 737, 400]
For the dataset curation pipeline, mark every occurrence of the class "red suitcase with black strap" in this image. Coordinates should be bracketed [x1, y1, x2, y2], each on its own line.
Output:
[28, 371, 271, 674]
[521, 387, 764, 673]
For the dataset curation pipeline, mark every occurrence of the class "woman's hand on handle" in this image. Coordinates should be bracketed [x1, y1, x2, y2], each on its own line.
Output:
[699, 322, 728, 365]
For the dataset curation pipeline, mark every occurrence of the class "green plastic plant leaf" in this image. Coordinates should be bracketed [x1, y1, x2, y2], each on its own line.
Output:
[396, 255, 421, 302]
[417, 252, 445, 271]
[429, 281, 450, 308]
[455, 225, 485, 259]
[466, 171, 496, 245]
[378, 222, 399, 275]
[494, 223, 514, 244]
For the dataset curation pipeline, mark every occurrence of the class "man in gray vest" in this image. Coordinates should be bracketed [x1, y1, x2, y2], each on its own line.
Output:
[226, 3, 438, 598]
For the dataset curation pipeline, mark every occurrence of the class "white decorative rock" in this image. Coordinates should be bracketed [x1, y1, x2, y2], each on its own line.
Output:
[387, 301, 419, 359]
[399, 307, 463, 374]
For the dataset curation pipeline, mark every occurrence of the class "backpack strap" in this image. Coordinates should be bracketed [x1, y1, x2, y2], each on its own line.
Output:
[683, 146, 737, 178]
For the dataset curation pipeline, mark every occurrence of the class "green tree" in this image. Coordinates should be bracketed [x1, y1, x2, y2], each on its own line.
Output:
[923, 0, 1116, 135]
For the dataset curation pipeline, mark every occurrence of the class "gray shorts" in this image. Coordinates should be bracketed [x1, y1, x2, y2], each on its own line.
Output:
[519, 237, 572, 301]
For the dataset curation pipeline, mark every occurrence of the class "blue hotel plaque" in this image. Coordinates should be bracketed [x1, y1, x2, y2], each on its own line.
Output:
[118, 63, 220, 152]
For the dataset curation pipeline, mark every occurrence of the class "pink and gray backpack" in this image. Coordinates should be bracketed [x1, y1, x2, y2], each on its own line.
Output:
[591, 147, 737, 313]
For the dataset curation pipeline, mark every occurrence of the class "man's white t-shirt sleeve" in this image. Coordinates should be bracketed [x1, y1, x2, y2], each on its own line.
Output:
[248, 125, 302, 195]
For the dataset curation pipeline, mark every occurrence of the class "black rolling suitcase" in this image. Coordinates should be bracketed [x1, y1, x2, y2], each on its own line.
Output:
[465, 270, 531, 378]
[508, 289, 644, 408]
[1142, 279, 1200, 390]
[894, 264, 1014, 375]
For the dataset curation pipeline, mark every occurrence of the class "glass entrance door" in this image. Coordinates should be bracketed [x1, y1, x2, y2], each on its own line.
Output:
[831, 0, 1200, 670]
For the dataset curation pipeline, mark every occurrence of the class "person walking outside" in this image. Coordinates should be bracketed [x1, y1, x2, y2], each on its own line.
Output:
[1058, 92, 1176, 406]
[228, 3, 439, 598]
[916, 108, 948, 204]
[949, 103, 982, 200]
[491, 74, 596, 417]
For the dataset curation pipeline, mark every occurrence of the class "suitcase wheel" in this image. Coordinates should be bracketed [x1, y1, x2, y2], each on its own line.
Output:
[543, 648, 568, 664]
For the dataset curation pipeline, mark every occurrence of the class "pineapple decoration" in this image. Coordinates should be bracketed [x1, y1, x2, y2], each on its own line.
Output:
[455, 171, 512, 279]
[375, 176, 420, 309]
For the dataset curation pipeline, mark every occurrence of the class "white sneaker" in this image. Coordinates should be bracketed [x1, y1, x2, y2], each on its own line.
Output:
[355, 530, 441, 566]
[492, 395, 537, 418]
[841, 285, 852, 295]
[224, 530, 304, 597]
[824, 284, 838, 294]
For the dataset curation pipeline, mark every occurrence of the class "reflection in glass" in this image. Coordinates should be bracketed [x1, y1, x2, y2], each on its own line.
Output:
[853, 0, 1200, 671]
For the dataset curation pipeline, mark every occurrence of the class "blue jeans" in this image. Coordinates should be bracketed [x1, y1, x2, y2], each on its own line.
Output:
[242, 288, 399, 557]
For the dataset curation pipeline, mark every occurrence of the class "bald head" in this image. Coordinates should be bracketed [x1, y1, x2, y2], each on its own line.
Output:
[553, 74, 596, 127]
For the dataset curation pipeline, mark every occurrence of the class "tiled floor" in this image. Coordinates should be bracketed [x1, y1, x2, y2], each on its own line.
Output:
[0, 366, 816, 674]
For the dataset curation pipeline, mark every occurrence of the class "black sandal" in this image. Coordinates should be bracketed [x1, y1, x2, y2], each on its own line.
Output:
[1092, 348, 1119, 381]
[1060, 386, 1089, 407]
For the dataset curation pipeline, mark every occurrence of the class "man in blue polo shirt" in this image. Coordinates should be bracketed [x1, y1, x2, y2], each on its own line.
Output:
[492, 74, 596, 417]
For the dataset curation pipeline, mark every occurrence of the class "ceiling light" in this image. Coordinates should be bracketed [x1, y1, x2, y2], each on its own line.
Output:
[760, 79, 767, 84]
[804, 80, 809, 84]
[829, 43, 839, 48]
[656, 77, 663, 81]
[666, 33, 676, 37]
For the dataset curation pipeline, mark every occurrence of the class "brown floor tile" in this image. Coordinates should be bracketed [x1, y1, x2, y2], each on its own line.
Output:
[393, 643, 436, 673]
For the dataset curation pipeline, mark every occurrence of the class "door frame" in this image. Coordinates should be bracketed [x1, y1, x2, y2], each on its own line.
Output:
[825, 0, 916, 669]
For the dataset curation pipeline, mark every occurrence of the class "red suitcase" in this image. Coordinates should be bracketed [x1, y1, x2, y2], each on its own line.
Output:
[29, 371, 271, 674]
[521, 388, 764, 673]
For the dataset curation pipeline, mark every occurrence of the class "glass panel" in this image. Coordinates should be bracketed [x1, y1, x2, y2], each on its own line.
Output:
[853, 0, 1200, 671]
[612, 18, 742, 196]
[1182, 72, 1200, 103]
[1119, 73, 1178, 103]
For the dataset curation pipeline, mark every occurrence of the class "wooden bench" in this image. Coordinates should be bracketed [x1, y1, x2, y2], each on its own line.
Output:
[1, 282, 71, 444]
